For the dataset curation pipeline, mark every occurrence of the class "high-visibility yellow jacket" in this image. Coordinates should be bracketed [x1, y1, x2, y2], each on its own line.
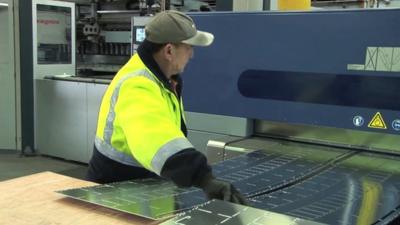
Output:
[94, 53, 194, 176]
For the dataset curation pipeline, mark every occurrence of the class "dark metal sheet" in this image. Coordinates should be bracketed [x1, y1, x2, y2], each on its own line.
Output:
[213, 143, 349, 196]
[249, 152, 400, 225]
[161, 199, 328, 225]
[58, 147, 349, 220]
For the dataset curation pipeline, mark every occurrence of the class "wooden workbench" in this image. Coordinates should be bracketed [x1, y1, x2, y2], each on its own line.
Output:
[0, 172, 158, 225]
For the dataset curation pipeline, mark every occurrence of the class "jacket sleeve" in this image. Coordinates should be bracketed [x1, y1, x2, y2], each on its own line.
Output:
[160, 148, 212, 187]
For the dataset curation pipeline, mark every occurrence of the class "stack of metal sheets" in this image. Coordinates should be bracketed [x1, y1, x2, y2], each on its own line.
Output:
[58, 148, 400, 224]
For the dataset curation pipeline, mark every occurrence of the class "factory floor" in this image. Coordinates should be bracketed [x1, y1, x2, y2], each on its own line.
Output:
[0, 149, 88, 182]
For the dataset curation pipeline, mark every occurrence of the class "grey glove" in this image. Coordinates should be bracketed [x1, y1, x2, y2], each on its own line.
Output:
[198, 174, 247, 205]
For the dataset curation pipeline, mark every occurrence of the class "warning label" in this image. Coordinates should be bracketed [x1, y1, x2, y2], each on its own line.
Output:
[368, 112, 387, 129]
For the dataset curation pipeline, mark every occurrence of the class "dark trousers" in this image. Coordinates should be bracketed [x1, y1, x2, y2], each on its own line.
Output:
[86, 146, 157, 184]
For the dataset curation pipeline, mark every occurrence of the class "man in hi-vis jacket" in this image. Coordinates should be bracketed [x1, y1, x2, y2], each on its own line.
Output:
[86, 10, 246, 204]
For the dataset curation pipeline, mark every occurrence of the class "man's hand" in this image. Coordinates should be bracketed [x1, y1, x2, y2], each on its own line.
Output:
[199, 174, 247, 205]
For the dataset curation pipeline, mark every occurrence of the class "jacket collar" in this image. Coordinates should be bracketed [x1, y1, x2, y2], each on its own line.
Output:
[137, 41, 182, 97]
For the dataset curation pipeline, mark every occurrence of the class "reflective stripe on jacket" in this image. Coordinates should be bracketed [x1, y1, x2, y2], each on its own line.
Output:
[95, 53, 193, 175]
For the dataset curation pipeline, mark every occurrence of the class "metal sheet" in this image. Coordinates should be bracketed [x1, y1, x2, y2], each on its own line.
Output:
[216, 139, 350, 196]
[58, 146, 350, 220]
[249, 152, 400, 225]
[58, 178, 207, 220]
[161, 199, 327, 225]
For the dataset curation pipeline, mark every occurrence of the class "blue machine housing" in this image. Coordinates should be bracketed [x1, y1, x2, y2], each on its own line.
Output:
[184, 9, 400, 135]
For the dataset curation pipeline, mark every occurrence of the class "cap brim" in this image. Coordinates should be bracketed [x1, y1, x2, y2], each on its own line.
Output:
[181, 30, 214, 47]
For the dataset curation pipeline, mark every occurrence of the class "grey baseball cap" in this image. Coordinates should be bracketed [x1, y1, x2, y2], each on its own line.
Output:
[145, 10, 214, 46]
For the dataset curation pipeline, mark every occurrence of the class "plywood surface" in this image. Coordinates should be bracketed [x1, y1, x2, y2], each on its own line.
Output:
[0, 172, 158, 225]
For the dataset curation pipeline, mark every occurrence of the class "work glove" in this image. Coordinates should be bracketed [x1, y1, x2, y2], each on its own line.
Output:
[198, 173, 247, 205]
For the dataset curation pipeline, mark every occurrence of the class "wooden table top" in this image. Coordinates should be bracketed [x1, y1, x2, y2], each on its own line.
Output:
[0, 172, 160, 225]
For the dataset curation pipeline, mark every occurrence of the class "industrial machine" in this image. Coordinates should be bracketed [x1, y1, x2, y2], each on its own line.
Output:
[75, 0, 212, 78]
[75, 1, 153, 78]
[184, 9, 400, 156]
[180, 9, 400, 225]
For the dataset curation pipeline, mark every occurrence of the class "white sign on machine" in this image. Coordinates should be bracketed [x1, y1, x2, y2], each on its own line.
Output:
[37, 10, 69, 45]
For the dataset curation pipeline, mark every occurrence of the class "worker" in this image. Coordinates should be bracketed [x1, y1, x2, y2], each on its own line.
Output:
[86, 10, 246, 204]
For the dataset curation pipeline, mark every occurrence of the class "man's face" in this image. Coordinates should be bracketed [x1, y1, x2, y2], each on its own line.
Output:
[170, 43, 193, 74]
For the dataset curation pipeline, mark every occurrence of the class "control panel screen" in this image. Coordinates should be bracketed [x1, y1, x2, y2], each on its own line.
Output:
[135, 27, 145, 43]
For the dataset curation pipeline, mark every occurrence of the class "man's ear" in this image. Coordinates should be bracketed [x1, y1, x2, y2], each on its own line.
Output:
[164, 43, 174, 62]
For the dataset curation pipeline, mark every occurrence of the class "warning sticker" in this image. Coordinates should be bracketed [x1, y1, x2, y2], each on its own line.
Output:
[368, 112, 387, 129]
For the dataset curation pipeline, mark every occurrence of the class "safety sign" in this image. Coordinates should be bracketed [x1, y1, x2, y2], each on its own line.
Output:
[368, 112, 387, 129]
[392, 119, 400, 131]
[353, 116, 364, 127]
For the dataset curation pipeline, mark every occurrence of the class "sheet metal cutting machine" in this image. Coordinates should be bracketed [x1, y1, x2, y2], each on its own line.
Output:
[182, 9, 400, 225]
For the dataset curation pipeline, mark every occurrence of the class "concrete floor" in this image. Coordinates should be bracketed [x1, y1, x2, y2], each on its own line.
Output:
[0, 150, 88, 182]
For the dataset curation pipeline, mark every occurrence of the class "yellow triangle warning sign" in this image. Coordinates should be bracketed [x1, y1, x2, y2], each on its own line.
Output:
[368, 112, 387, 129]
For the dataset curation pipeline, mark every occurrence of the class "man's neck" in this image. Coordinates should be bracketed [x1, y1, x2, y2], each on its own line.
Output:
[153, 52, 173, 80]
